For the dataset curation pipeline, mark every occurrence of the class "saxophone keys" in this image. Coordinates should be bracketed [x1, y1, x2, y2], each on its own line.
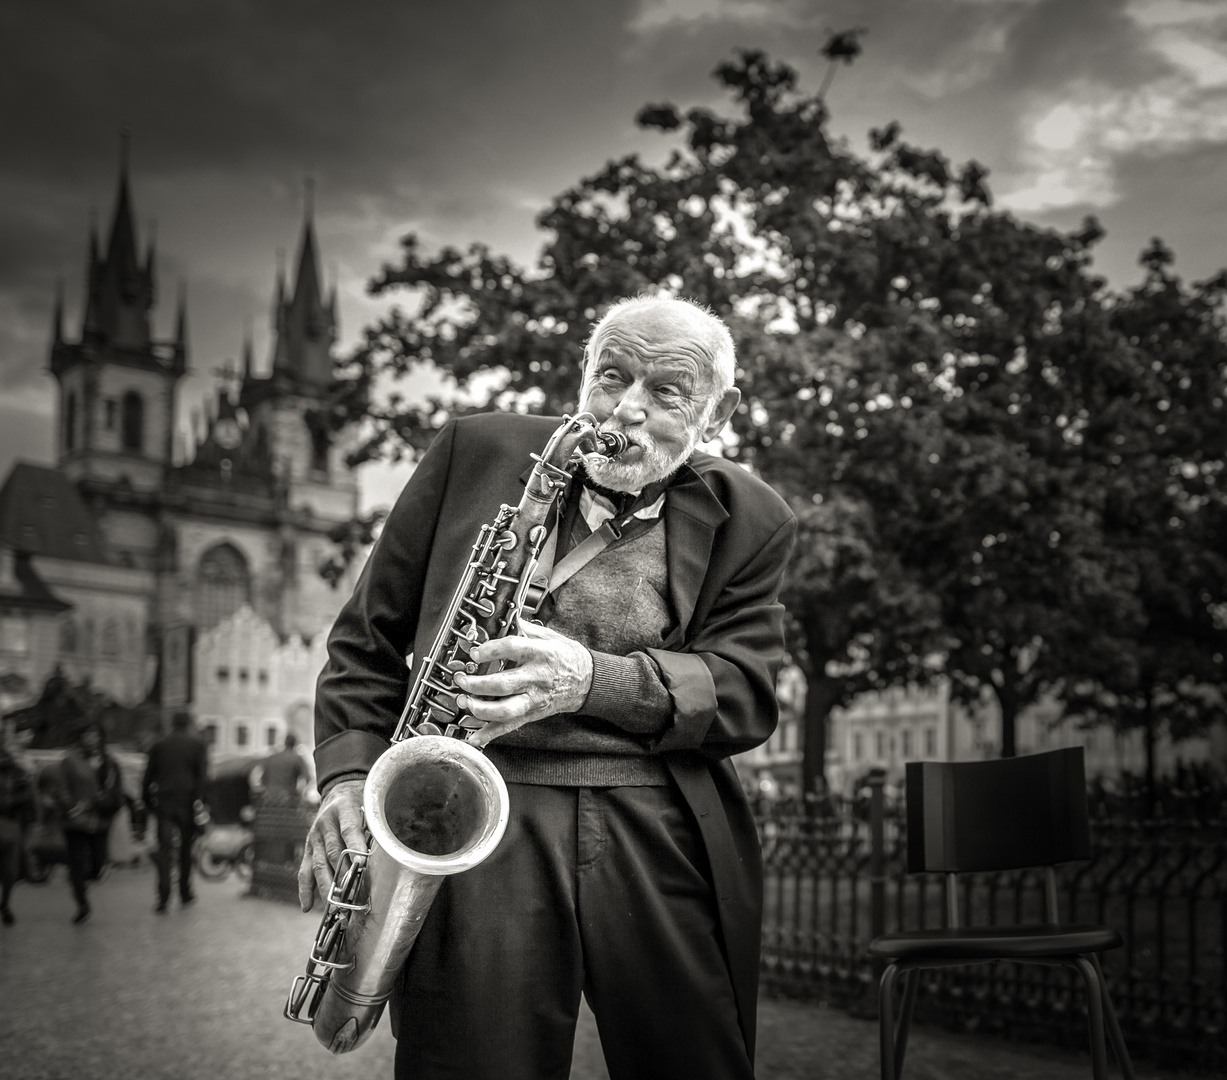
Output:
[456, 716, 485, 730]
[415, 721, 444, 737]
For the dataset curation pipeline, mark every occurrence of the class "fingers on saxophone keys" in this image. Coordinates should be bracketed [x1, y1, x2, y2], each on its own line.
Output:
[454, 669, 518, 699]
[458, 691, 533, 724]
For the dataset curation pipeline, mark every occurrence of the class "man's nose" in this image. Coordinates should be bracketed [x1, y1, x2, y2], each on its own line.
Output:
[612, 383, 650, 425]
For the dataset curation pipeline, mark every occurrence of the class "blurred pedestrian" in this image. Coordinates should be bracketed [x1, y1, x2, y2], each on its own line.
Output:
[143, 711, 208, 913]
[53, 722, 124, 925]
[0, 744, 36, 926]
[257, 732, 309, 805]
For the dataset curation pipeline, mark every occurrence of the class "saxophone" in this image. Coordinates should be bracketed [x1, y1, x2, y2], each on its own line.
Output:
[285, 412, 627, 1054]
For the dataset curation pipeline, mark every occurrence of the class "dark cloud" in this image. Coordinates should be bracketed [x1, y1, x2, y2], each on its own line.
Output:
[1, 0, 1226, 491]
[997, 0, 1171, 93]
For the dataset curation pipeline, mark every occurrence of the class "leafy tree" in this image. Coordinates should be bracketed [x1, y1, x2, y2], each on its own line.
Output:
[327, 45, 1226, 789]
[1057, 243, 1227, 805]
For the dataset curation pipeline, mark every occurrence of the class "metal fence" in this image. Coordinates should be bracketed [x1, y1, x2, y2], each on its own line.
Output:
[754, 779, 1227, 1074]
[248, 801, 314, 904]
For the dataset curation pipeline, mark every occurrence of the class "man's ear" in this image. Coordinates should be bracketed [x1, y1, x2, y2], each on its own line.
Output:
[703, 388, 741, 440]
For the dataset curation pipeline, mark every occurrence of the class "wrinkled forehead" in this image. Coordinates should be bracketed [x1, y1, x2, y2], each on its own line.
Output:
[589, 307, 720, 383]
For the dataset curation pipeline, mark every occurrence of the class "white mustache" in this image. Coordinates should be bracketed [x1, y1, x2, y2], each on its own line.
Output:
[596, 423, 649, 454]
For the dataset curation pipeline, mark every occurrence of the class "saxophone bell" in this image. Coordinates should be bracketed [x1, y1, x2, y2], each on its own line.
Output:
[293, 737, 509, 1054]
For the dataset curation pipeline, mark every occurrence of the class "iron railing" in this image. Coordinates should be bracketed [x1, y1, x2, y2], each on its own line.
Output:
[755, 779, 1227, 1074]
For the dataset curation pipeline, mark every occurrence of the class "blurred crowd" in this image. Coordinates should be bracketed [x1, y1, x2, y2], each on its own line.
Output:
[0, 713, 317, 927]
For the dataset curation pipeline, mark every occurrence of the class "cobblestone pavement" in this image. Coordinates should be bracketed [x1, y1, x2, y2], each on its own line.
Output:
[0, 862, 1178, 1079]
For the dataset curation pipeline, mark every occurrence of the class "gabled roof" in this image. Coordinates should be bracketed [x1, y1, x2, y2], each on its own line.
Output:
[0, 547, 72, 613]
[0, 463, 108, 564]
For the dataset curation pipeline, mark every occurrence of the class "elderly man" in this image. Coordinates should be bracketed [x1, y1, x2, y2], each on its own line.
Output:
[299, 296, 796, 1080]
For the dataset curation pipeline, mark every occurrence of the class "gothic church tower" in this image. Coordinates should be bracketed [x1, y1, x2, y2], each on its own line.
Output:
[50, 144, 187, 504]
[42, 154, 359, 653]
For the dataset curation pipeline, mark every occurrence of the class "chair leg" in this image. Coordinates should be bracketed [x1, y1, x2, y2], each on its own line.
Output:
[1071, 957, 1110, 1080]
[1089, 953, 1136, 1080]
[878, 962, 901, 1080]
[893, 968, 920, 1078]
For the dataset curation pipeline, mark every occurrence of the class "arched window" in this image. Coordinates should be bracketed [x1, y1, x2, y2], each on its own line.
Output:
[59, 618, 78, 655]
[194, 543, 250, 632]
[121, 391, 144, 452]
[101, 618, 120, 659]
[309, 424, 329, 475]
[65, 392, 77, 452]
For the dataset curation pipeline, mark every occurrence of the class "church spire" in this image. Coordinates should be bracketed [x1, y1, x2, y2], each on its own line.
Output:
[174, 280, 188, 364]
[145, 218, 157, 285]
[242, 324, 254, 381]
[52, 279, 64, 345]
[268, 182, 336, 392]
[80, 134, 154, 349]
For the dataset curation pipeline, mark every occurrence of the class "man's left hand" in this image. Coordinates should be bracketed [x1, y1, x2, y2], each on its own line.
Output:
[454, 620, 592, 747]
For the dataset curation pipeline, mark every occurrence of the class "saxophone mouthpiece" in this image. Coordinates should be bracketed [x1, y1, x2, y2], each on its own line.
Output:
[597, 431, 630, 458]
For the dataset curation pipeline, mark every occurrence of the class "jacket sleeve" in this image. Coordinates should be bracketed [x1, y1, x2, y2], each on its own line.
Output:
[312, 421, 457, 790]
[577, 497, 795, 760]
[647, 512, 795, 760]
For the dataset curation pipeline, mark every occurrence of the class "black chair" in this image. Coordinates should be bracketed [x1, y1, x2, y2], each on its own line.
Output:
[866, 746, 1135, 1080]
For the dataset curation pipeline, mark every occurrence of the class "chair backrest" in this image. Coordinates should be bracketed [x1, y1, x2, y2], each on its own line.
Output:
[905, 746, 1091, 876]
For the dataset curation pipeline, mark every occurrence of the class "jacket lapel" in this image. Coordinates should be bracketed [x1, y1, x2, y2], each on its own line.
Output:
[663, 462, 728, 646]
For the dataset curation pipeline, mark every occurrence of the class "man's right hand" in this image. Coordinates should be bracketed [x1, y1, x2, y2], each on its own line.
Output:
[297, 779, 366, 913]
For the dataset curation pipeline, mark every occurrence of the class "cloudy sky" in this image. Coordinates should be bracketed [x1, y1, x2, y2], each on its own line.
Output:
[2, 0, 1226, 510]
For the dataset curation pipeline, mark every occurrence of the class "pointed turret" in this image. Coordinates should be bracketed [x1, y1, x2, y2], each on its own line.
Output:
[52, 280, 64, 346]
[87, 211, 100, 273]
[268, 184, 336, 392]
[81, 212, 101, 338]
[145, 219, 157, 291]
[173, 280, 188, 366]
[80, 136, 154, 350]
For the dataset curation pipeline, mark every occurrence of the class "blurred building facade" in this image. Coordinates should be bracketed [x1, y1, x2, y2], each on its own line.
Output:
[192, 603, 326, 761]
[738, 667, 1227, 798]
[0, 157, 360, 750]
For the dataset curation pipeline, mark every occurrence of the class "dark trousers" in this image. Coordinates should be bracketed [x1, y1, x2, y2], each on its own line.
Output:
[155, 806, 197, 902]
[0, 817, 21, 907]
[64, 828, 107, 908]
[394, 782, 754, 1080]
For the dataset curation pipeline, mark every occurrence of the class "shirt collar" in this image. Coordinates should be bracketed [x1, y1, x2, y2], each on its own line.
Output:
[579, 485, 666, 531]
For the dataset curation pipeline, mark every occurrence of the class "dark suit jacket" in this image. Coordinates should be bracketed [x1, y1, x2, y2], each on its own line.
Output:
[314, 412, 796, 1057]
[143, 731, 208, 814]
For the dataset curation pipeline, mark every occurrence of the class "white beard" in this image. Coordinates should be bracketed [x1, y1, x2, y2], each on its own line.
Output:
[583, 421, 706, 493]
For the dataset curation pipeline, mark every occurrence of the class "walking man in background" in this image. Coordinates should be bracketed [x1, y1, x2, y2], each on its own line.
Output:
[55, 722, 124, 925]
[143, 711, 207, 913]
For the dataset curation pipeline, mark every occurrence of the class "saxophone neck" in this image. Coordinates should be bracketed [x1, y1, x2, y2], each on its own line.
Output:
[527, 413, 626, 501]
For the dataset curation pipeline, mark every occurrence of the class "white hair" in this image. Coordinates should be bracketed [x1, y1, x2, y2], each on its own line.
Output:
[582, 294, 737, 396]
